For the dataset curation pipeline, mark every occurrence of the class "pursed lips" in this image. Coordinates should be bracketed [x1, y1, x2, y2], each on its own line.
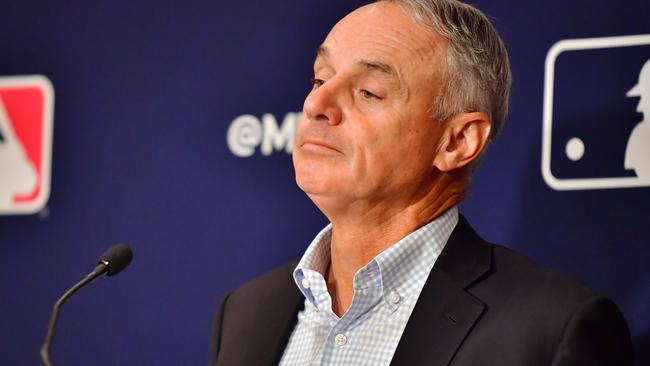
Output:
[301, 138, 342, 153]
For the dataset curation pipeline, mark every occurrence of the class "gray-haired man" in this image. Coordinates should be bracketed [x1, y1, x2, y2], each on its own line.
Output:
[209, 1, 632, 365]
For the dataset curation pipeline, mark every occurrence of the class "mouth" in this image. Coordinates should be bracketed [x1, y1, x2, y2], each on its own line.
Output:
[301, 138, 341, 153]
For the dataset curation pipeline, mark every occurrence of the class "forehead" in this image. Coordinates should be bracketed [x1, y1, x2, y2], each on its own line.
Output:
[320, 2, 447, 78]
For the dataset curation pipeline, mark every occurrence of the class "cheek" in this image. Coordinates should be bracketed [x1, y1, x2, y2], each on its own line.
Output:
[347, 130, 400, 185]
[367, 125, 437, 180]
[294, 115, 309, 143]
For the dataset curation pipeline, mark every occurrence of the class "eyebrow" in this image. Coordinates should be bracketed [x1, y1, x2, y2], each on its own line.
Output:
[316, 46, 395, 74]
[357, 59, 395, 77]
[314, 46, 402, 91]
[318, 45, 391, 66]
[316, 45, 329, 59]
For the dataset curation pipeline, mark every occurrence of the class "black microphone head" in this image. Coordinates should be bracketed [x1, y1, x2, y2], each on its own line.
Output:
[98, 243, 133, 276]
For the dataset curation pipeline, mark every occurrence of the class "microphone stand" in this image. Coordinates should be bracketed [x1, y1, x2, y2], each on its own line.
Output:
[40, 261, 109, 366]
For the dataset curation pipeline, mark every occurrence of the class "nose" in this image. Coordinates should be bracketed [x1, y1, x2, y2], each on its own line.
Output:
[302, 80, 343, 126]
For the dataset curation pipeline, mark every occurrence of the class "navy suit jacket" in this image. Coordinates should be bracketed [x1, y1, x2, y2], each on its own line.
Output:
[209, 216, 632, 365]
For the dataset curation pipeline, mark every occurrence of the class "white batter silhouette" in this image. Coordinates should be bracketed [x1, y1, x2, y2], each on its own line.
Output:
[0, 99, 37, 209]
[625, 59, 650, 182]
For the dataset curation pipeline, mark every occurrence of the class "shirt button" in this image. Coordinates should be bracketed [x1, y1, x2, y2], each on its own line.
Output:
[388, 292, 401, 304]
[301, 278, 311, 289]
[334, 333, 347, 347]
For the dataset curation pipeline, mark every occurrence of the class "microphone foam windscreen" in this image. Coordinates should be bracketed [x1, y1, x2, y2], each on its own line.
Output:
[98, 243, 133, 276]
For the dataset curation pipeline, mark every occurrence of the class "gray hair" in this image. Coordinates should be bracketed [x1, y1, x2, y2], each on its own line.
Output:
[386, 0, 512, 139]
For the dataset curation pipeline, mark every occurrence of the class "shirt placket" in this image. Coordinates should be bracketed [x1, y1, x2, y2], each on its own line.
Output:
[318, 260, 383, 365]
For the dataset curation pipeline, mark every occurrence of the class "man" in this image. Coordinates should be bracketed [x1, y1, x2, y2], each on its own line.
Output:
[209, 0, 633, 365]
[625, 59, 650, 181]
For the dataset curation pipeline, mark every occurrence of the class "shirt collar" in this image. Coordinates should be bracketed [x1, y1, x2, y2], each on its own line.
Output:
[373, 207, 458, 307]
[293, 207, 459, 311]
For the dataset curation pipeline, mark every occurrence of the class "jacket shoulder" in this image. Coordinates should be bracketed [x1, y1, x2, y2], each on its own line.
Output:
[227, 260, 299, 303]
[209, 260, 302, 366]
[488, 244, 597, 303]
[454, 232, 631, 365]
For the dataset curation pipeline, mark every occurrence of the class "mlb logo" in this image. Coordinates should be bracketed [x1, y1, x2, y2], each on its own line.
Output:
[0, 75, 54, 214]
[542, 34, 650, 191]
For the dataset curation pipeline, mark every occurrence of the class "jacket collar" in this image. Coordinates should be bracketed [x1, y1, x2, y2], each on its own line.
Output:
[390, 214, 493, 365]
[256, 264, 304, 366]
[258, 215, 493, 366]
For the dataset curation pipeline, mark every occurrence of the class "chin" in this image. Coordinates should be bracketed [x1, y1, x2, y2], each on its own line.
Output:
[294, 170, 328, 195]
[294, 168, 343, 199]
[293, 150, 349, 196]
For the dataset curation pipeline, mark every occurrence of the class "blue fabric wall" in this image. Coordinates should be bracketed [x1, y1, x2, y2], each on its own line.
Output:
[0, 1, 648, 364]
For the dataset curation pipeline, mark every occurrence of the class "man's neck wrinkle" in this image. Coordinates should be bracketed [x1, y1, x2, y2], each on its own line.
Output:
[320, 170, 467, 316]
[327, 172, 466, 268]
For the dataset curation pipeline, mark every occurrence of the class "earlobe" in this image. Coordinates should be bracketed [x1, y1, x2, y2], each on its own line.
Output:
[433, 112, 491, 171]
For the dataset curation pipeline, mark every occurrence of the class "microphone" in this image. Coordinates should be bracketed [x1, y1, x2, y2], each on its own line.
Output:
[40, 243, 133, 366]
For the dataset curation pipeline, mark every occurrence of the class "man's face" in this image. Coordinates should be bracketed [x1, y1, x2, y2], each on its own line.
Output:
[293, 2, 449, 208]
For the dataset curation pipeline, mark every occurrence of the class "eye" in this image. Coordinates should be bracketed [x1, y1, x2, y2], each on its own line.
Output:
[311, 78, 325, 89]
[360, 89, 378, 99]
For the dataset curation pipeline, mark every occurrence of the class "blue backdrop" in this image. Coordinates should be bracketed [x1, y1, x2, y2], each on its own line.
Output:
[1, 1, 648, 365]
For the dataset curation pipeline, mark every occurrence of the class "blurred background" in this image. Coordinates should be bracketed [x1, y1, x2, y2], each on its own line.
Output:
[0, 0, 648, 364]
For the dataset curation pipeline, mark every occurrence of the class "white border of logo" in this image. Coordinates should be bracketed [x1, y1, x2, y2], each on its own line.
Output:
[542, 34, 650, 190]
[0, 75, 55, 214]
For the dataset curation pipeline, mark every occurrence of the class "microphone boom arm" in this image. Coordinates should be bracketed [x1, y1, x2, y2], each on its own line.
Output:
[40, 262, 109, 366]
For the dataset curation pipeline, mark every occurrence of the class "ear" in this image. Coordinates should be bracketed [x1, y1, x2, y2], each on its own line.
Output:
[433, 112, 491, 171]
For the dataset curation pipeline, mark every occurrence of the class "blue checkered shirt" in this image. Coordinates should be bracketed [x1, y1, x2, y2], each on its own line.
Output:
[279, 207, 459, 366]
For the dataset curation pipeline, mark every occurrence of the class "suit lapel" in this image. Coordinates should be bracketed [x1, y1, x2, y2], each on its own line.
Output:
[391, 216, 492, 366]
[253, 269, 304, 366]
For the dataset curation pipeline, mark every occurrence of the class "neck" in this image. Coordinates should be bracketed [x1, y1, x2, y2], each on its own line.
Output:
[317, 171, 466, 316]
